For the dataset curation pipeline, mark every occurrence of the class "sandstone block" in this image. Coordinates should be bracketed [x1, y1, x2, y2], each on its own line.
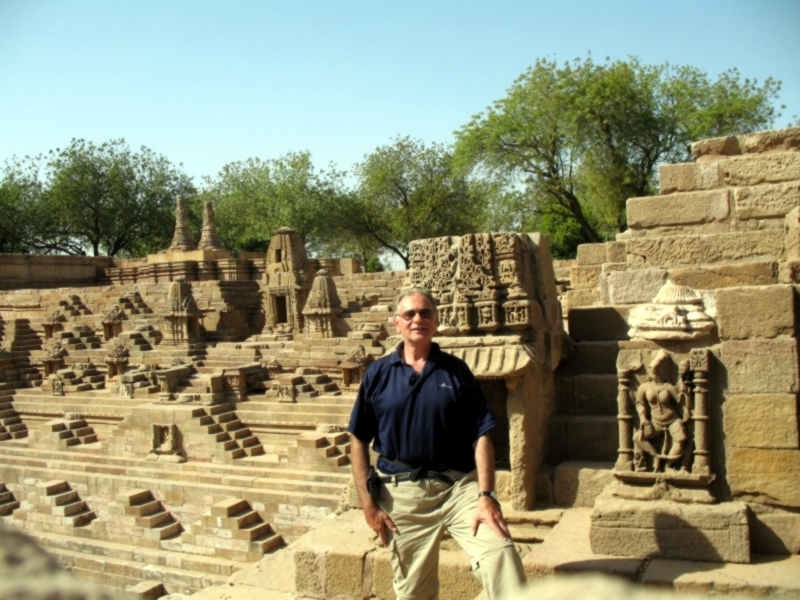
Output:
[659, 162, 722, 194]
[553, 461, 615, 507]
[722, 152, 800, 187]
[604, 269, 668, 304]
[739, 127, 800, 154]
[724, 394, 799, 450]
[670, 261, 777, 290]
[606, 242, 627, 264]
[779, 260, 800, 283]
[557, 341, 619, 376]
[565, 288, 598, 309]
[626, 230, 783, 268]
[566, 416, 618, 462]
[574, 375, 618, 415]
[734, 182, 800, 219]
[627, 190, 730, 229]
[716, 285, 795, 340]
[590, 494, 750, 563]
[555, 377, 574, 415]
[728, 448, 800, 508]
[570, 265, 601, 290]
[691, 135, 741, 161]
[568, 307, 630, 342]
[326, 547, 367, 596]
[577, 244, 607, 266]
[723, 339, 799, 394]
[749, 504, 800, 555]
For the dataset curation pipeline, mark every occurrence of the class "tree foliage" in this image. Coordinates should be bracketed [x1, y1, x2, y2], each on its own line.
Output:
[0, 139, 194, 256]
[454, 56, 782, 256]
[200, 151, 346, 254]
[332, 136, 488, 268]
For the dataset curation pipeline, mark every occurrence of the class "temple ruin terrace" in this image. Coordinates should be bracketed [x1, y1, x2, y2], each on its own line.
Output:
[0, 128, 799, 599]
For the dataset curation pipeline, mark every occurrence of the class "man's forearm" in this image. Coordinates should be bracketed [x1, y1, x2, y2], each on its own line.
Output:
[474, 434, 496, 493]
[349, 434, 375, 508]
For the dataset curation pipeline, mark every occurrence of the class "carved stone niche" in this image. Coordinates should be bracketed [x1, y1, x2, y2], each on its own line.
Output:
[146, 423, 186, 463]
[339, 345, 373, 387]
[43, 310, 64, 340]
[614, 345, 714, 503]
[102, 306, 125, 341]
[43, 343, 67, 376]
[104, 344, 129, 379]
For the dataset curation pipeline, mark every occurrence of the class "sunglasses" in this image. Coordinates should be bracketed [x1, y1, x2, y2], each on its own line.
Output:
[397, 308, 436, 321]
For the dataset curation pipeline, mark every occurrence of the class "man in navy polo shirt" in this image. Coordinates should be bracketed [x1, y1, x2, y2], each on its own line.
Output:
[348, 288, 526, 600]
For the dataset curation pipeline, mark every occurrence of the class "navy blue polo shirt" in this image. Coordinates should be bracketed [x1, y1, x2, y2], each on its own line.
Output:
[347, 342, 497, 474]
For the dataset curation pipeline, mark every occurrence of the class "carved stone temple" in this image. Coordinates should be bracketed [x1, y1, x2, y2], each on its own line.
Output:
[0, 128, 798, 598]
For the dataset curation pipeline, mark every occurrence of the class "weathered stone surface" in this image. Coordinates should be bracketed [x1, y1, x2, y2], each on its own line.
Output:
[574, 375, 618, 415]
[641, 555, 800, 597]
[577, 243, 607, 266]
[570, 265, 601, 290]
[748, 504, 800, 555]
[658, 162, 722, 194]
[605, 242, 627, 264]
[555, 377, 575, 414]
[734, 182, 800, 219]
[604, 269, 668, 305]
[722, 152, 800, 187]
[523, 508, 644, 580]
[627, 230, 784, 268]
[716, 284, 795, 340]
[627, 190, 730, 229]
[728, 448, 800, 508]
[566, 416, 618, 462]
[739, 127, 800, 155]
[724, 394, 799, 450]
[691, 135, 741, 161]
[553, 461, 615, 508]
[557, 341, 619, 376]
[590, 493, 750, 563]
[670, 261, 777, 290]
[565, 288, 599, 309]
[568, 307, 630, 342]
[722, 339, 799, 394]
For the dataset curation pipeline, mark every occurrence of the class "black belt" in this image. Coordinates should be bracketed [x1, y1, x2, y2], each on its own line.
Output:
[378, 467, 454, 485]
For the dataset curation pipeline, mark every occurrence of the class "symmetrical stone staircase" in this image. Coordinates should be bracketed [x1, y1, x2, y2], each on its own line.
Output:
[55, 364, 106, 392]
[95, 489, 182, 545]
[190, 403, 265, 460]
[179, 498, 284, 562]
[15, 480, 97, 530]
[0, 396, 28, 440]
[286, 430, 352, 472]
[0, 483, 20, 515]
[31, 414, 99, 449]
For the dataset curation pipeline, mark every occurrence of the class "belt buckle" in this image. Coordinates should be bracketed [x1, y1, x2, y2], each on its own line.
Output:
[393, 475, 399, 487]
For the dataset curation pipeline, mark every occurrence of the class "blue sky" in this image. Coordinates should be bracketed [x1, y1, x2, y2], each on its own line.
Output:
[1, 0, 798, 183]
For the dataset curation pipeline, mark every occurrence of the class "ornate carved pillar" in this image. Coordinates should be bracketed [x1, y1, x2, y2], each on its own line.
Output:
[615, 368, 634, 471]
[690, 349, 711, 476]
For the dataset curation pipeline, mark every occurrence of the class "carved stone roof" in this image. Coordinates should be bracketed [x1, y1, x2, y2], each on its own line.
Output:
[106, 345, 130, 360]
[266, 226, 309, 272]
[339, 345, 371, 369]
[302, 269, 341, 315]
[167, 195, 196, 251]
[442, 344, 534, 379]
[198, 201, 224, 251]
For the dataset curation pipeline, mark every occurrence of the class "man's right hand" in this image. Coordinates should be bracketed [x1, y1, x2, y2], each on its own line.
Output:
[363, 500, 398, 546]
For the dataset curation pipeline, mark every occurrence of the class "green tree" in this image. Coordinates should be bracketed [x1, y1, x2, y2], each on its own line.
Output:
[1, 139, 195, 257]
[455, 57, 782, 256]
[201, 151, 346, 255]
[335, 136, 488, 268]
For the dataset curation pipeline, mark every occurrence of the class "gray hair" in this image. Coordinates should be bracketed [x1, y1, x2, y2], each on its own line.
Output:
[394, 287, 438, 314]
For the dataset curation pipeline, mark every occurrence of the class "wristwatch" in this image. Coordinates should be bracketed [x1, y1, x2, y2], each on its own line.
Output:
[478, 491, 498, 501]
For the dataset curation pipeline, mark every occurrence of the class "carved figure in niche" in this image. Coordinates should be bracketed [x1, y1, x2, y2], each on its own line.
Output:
[633, 351, 690, 473]
[147, 423, 185, 462]
[277, 384, 296, 403]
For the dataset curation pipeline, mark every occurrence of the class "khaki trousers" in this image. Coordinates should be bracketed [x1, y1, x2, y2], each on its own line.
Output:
[378, 471, 526, 600]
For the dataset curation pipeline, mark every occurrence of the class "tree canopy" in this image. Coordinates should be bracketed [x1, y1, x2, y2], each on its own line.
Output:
[0, 139, 194, 256]
[199, 151, 347, 255]
[330, 136, 489, 268]
[454, 56, 782, 257]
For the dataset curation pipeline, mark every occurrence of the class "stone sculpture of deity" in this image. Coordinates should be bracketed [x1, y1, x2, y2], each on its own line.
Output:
[633, 350, 691, 473]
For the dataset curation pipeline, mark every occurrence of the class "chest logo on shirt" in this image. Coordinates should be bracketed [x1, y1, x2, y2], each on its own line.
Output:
[440, 383, 452, 389]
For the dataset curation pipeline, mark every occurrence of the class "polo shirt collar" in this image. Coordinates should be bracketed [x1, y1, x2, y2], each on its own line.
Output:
[390, 341, 442, 367]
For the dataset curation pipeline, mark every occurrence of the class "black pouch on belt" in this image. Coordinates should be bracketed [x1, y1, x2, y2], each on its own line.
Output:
[367, 465, 382, 502]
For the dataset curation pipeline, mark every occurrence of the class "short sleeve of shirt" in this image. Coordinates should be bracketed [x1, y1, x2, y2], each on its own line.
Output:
[347, 362, 379, 443]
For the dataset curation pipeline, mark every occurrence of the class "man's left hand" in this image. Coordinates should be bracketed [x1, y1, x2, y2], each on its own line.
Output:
[471, 496, 512, 541]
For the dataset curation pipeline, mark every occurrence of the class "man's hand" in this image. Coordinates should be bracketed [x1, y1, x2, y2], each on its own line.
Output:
[471, 496, 511, 541]
[363, 499, 398, 546]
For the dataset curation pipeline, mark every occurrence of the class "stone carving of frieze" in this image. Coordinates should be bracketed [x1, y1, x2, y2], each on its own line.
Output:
[615, 347, 714, 500]
[628, 281, 715, 341]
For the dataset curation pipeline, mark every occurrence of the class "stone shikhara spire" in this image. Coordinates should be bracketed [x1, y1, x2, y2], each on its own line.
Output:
[168, 195, 196, 251]
[198, 201, 224, 251]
